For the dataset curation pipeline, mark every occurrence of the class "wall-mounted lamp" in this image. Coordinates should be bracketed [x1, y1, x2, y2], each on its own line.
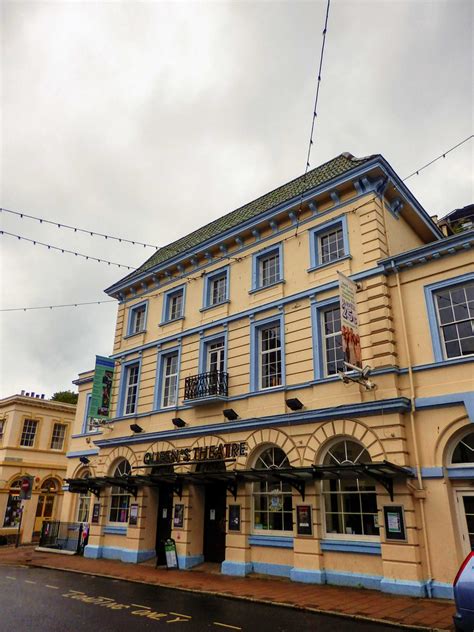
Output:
[130, 423, 143, 433]
[172, 417, 187, 428]
[223, 408, 239, 421]
[79, 456, 90, 465]
[285, 398, 304, 411]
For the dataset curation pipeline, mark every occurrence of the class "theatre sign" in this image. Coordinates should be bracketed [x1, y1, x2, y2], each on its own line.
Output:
[144, 441, 248, 466]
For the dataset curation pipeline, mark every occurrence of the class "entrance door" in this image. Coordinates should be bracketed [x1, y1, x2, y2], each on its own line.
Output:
[457, 491, 474, 555]
[203, 483, 227, 563]
[156, 485, 174, 565]
[34, 494, 55, 536]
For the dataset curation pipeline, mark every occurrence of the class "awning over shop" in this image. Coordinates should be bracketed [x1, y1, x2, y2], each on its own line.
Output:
[66, 461, 412, 501]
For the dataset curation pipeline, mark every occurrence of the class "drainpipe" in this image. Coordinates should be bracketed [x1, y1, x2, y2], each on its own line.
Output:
[393, 263, 433, 597]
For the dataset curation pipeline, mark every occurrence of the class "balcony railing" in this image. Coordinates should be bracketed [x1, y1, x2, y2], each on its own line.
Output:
[184, 371, 228, 402]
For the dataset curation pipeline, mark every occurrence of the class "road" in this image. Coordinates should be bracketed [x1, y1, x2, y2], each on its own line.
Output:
[0, 565, 415, 631]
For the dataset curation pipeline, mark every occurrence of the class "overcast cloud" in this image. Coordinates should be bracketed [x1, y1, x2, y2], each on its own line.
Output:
[1, 0, 472, 398]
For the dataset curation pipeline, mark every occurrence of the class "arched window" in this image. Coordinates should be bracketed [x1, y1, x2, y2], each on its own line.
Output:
[451, 432, 474, 464]
[322, 439, 379, 538]
[77, 471, 91, 523]
[109, 460, 131, 523]
[3, 479, 22, 528]
[41, 478, 59, 493]
[253, 447, 293, 533]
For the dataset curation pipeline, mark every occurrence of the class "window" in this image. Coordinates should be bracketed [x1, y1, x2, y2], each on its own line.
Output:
[451, 432, 474, 464]
[321, 306, 345, 376]
[20, 418, 38, 447]
[77, 472, 91, 523]
[118, 361, 141, 416]
[3, 480, 22, 527]
[434, 283, 474, 359]
[322, 440, 379, 538]
[50, 423, 67, 450]
[162, 286, 185, 323]
[161, 352, 179, 408]
[309, 216, 349, 270]
[252, 244, 283, 291]
[127, 301, 148, 335]
[0, 418, 4, 439]
[207, 340, 225, 374]
[109, 460, 131, 523]
[260, 324, 282, 389]
[203, 266, 229, 308]
[253, 447, 293, 533]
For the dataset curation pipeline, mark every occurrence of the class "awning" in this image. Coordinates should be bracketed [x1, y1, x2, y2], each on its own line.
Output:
[66, 461, 412, 501]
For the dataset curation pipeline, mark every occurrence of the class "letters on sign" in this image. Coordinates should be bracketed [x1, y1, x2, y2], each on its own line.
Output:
[144, 441, 248, 466]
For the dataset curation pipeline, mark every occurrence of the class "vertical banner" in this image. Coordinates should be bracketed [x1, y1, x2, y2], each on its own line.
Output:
[338, 272, 362, 369]
[89, 355, 115, 420]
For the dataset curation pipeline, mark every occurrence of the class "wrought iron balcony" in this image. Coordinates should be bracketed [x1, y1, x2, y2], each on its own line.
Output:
[184, 370, 229, 403]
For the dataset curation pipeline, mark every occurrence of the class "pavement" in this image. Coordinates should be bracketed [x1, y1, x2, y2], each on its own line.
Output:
[0, 545, 455, 631]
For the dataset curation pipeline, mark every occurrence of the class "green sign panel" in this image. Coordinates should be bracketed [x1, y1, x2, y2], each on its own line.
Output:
[89, 355, 115, 420]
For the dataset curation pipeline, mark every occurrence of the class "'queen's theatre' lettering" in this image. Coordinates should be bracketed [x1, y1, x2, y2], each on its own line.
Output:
[144, 441, 248, 466]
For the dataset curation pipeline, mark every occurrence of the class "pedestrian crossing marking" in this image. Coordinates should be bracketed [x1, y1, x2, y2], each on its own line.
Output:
[170, 611, 192, 619]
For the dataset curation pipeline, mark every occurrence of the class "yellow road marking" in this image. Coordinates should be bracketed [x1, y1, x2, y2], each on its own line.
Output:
[6, 576, 16, 580]
[170, 612, 192, 619]
[213, 623, 241, 630]
[46, 585, 59, 589]
[25, 580, 36, 584]
[131, 604, 150, 608]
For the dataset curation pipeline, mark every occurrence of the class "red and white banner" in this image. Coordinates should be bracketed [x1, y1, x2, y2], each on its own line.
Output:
[338, 272, 362, 369]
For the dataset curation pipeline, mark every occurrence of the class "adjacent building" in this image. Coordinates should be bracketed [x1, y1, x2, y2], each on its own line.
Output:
[63, 152, 473, 599]
[0, 392, 75, 543]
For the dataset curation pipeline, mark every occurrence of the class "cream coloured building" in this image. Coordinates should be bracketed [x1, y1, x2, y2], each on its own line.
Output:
[0, 393, 75, 543]
[62, 152, 473, 599]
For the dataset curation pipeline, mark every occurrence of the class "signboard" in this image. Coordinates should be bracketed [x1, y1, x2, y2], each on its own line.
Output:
[89, 355, 115, 420]
[19, 476, 34, 500]
[144, 441, 248, 466]
[383, 505, 407, 541]
[229, 505, 241, 532]
[338, 272, 362, 369]
[129, 503, 139, 526]
[296, 505, 313, 536]
[164, 539, 179, 570]
[173, 504, 184, 528]
[91, 502, 100, 524]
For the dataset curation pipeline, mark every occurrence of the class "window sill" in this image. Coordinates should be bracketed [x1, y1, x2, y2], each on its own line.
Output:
[307, 254, 352, 273]
[199, 300, 230, 313]
[249, 279, 285, 295]
[321, 539, 381, 555]
[249, 535, 294, 548]
[104, 525, 128, 535]
[124, 330, 146, 340]
[159, 316, 184, 327]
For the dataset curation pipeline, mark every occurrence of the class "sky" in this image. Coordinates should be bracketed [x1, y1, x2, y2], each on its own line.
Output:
[1, 0, 472, 399]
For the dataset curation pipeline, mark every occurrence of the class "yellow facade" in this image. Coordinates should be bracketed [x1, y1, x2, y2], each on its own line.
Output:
[0, 394, 75, 544]
[62, 153, 473, 599]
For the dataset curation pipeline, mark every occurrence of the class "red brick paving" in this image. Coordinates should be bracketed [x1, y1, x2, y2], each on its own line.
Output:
[0, 545, 455, 631]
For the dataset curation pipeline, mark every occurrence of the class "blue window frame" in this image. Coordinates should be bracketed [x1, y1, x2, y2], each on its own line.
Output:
[126, 300, 148, 336]
[251, 244, 284, 292]
[250, 314, 285, 391]
[424, 273, 474, 362]
[308, 215, 350, 271]
[81, 393, 92, 434]
[117, 359, 141, 416]
[202, 266, 230, 309]
[312, 298, 345, 379]
[198, 332, 228, 374]
[154, 347, 181, 410]
[161, 285, 186, 324]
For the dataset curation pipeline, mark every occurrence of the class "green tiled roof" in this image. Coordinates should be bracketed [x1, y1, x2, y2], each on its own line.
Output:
[120, 152, 375, 286]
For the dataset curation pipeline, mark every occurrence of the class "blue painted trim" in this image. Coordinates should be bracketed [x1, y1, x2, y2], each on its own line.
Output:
[202, 265, 230, 309]
[177, 554, 204, 569]
[416, 391, 474, 423]
[66, 448, 99, 458]
[251, 242, 284, 291]
[420, 467, 444, 479]
[423, 273, 474, 363]
[308, 254, 352, 274]
[200, 299, 230, 313]
[447, 466, 474, 479]
[248, 535, 294, 548]
[83, 544, 102, 559]
[320, 539, 381, 555]
[411, 355, 474, 373]
[88, 545, 155, 564]
[103, 525, 127, 535]
[248, 279, 285, 295]
[325, 570, 382, 591]
[126, 299, 148, 337]
[250, 312, 286, 392]
[198, 330, 228, 375]
[161, 284, 186, 325]
[431, 581, 454, 600]
[221, 561, 253, 577]
[290, 568, 326, 584]
[153, 345, 181, 411]
[252, 562, 292, 578]
[81, 393, 92, 434]
[311, 297, 340, 380]
[380, 577, 427, 598]
[95, 397, 411, 448]
[117, 357, 142, 417]
[308, 214, 349, 269]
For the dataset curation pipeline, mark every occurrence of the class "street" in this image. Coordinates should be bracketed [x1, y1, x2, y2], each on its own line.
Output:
[0, 566, 414, 631]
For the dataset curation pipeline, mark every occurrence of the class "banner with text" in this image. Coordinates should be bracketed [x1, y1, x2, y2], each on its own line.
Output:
[338, 272, 362, 369]
[89, 355, 115, 420]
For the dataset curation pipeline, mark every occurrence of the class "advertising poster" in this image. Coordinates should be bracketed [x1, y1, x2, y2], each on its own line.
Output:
[89, 355, 115, 420]
[91, 503, 100, 524]
[296, 505, 313, 536]
[229, 505, 241, 532]
[383, 505, 407, 541]
[338, 272, 362, 368]
[173, 504, 184, 528]
[129, 503, 139, 526]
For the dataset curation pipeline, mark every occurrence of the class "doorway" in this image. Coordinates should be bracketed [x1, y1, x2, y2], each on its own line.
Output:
[155, 484, 174, 565]
[203, 483, 227, 563]
[456, 490, 474, 556]
[34, 478, 58, 537]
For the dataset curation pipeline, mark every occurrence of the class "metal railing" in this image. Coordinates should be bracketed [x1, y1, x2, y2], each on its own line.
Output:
[184, 371, 228, 400]
[39, 521, 84, 553]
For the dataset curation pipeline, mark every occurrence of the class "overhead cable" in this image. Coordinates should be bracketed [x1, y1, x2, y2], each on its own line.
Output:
[402, 135, 473, 181]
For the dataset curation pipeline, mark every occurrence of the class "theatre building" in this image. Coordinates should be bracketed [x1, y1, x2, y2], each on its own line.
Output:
[62, 153, 473, 599]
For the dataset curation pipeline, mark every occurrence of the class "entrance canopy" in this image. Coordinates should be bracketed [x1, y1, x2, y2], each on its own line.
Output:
[66, 461, 412, 501]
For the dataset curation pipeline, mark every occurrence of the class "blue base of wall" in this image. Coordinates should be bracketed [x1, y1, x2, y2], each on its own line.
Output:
[252, 562, 292, 578]
[431, 581, 454, 600]
[290, 568, 326, 584]
[84, 545, 155, 564]
[325, 570, 382, 591]
[177, 554, 204, 569]
[380, 578, 427, 598]
[221, 561, 253, 577]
